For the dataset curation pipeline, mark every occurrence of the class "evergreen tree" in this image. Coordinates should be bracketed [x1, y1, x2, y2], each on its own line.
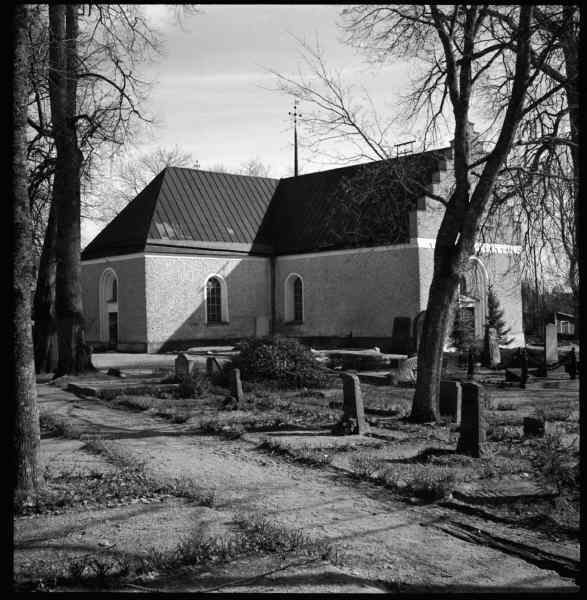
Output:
[486, 285, 513, 345]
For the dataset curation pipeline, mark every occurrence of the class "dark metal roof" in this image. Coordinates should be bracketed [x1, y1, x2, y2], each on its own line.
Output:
[82, 170, 165, 260]
[263, 148, 452, 254]
[81, 148, 451, 260]
[82, 168, 279, 260]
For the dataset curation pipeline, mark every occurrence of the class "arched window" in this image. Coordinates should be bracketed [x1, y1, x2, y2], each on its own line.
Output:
[284, 273, 304, 323]
[206, 277, 222, 323]
[204, 274, 229, 324]
[99, 267, 119, 346]
[293, 276, 303, 322]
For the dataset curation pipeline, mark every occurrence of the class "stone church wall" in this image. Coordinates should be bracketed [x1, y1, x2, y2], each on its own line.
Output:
[144, 253, 272, 352]
[275, 244, 421, 352]
[81, 255, 148, 351]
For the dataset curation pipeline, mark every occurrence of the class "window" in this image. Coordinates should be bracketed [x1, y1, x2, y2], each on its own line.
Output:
[284, 273, 304, 323]
[293, 276, 303, 322]
[99, 267, 119, 344]
[108, 278, 117, 302]
[206, 277, 222, 323]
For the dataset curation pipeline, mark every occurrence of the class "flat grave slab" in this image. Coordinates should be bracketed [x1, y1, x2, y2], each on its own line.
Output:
[246, 430, 382, 450]
[67, 378, 179, 400]
[453, 478, 557, 505]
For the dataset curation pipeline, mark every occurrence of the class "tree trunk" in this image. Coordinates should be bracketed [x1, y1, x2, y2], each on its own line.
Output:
[13, 3, 42, 504]
[33, 197, 58, 373]
[49, 4, 93, 376]
[412, 274, 459, 421]
[560, 17, 580, 326]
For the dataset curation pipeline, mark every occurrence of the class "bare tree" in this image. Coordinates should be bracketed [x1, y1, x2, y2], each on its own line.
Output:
[49, 5, 94, 375]
[274, 6, 548, 421]
[100, 146, 197, 217]
[207, 159, 273, 177]
[31, 4, 162, 373]
[13, 3, 42, 505]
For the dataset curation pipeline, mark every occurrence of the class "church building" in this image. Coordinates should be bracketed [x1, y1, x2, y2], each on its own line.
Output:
[81, 143, 525, 353]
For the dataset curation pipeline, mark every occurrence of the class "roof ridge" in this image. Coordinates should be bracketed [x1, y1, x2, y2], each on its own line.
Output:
[278, 146, 452, 182]
[164, 165, 279, 182]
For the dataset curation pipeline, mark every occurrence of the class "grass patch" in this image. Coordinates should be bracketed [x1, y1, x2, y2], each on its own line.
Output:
[348, 451, 457, 500]
[382, 463, 456, 500]
[258, 438, 334, 466]
[349, 453, 387, 479]
[16, 512, 333, 591]
[487, 425, 523, 442]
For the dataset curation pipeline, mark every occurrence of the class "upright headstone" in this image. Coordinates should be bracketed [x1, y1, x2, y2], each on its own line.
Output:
[229, 368, 244, 404]
[566, 347, 577, 380]
[332, 373, 369, 435]
[439, 380, 462, 424]
[523, 415, 545, 438]
[392, 316, 412, 353]
[175, 352, 195, 379]
[544, 323, 558, 365]
[519, 347, 528, 389]
[456, 382, 487, 458]
[487, 327, 501, 368]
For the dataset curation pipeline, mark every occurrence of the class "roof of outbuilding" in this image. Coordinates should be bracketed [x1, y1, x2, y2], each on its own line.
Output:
[81, 148, 452, 260]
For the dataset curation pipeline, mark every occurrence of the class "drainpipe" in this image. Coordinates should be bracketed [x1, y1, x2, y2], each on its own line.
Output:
[270, 255, 276, 334]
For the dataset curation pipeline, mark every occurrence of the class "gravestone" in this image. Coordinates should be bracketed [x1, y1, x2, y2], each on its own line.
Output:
[332, 373, 369, 435]
[456, 382, 487, 458]
[439, 380, 462, 424]
[519, 347, 528, 388]
[392, 316, 412, 353]
[566, 347, 577, 380]
[487, 327, 501, 368]
[544, 322, 558, 365]
[523, 415, 545, 438]
[229, 368, 244, 404]
[175, 352, 196, 379]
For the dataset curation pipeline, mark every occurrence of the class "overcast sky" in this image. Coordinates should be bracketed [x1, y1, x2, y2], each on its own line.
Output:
[83, 4, 440, 245]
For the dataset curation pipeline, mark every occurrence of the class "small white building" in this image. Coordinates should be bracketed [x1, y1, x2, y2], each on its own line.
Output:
[81, 148, 525, 353]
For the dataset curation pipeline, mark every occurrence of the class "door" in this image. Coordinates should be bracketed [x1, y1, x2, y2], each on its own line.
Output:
[108, 312, 118, 349]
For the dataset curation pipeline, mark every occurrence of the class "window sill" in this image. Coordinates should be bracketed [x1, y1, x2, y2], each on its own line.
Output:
[285, 320, 304, 325]
[206, 321, 230, 327]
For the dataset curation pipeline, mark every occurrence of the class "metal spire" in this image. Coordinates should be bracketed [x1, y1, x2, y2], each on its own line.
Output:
[288, 99, 302, 177]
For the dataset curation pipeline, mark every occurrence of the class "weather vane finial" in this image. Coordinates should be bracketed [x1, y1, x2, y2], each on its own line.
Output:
[288, 99, 302, 177]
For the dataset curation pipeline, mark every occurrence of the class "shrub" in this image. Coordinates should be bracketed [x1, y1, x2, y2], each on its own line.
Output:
[532, 433, 579, 493]
[229, 335, 330, 389]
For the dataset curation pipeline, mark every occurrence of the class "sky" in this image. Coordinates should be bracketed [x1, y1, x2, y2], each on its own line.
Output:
[82, 4, 442, 246]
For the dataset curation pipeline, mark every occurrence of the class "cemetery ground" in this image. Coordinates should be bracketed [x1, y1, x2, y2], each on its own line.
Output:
[14, 351, 580, 592]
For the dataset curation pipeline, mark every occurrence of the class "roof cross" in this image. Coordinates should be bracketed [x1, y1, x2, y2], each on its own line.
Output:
[289, 99, 302, 177]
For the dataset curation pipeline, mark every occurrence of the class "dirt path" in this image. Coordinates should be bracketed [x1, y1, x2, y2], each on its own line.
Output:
[36, 383, 579, 591]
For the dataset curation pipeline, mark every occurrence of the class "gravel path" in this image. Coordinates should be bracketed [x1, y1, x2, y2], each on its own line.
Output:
[37, 383, 579, 592]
